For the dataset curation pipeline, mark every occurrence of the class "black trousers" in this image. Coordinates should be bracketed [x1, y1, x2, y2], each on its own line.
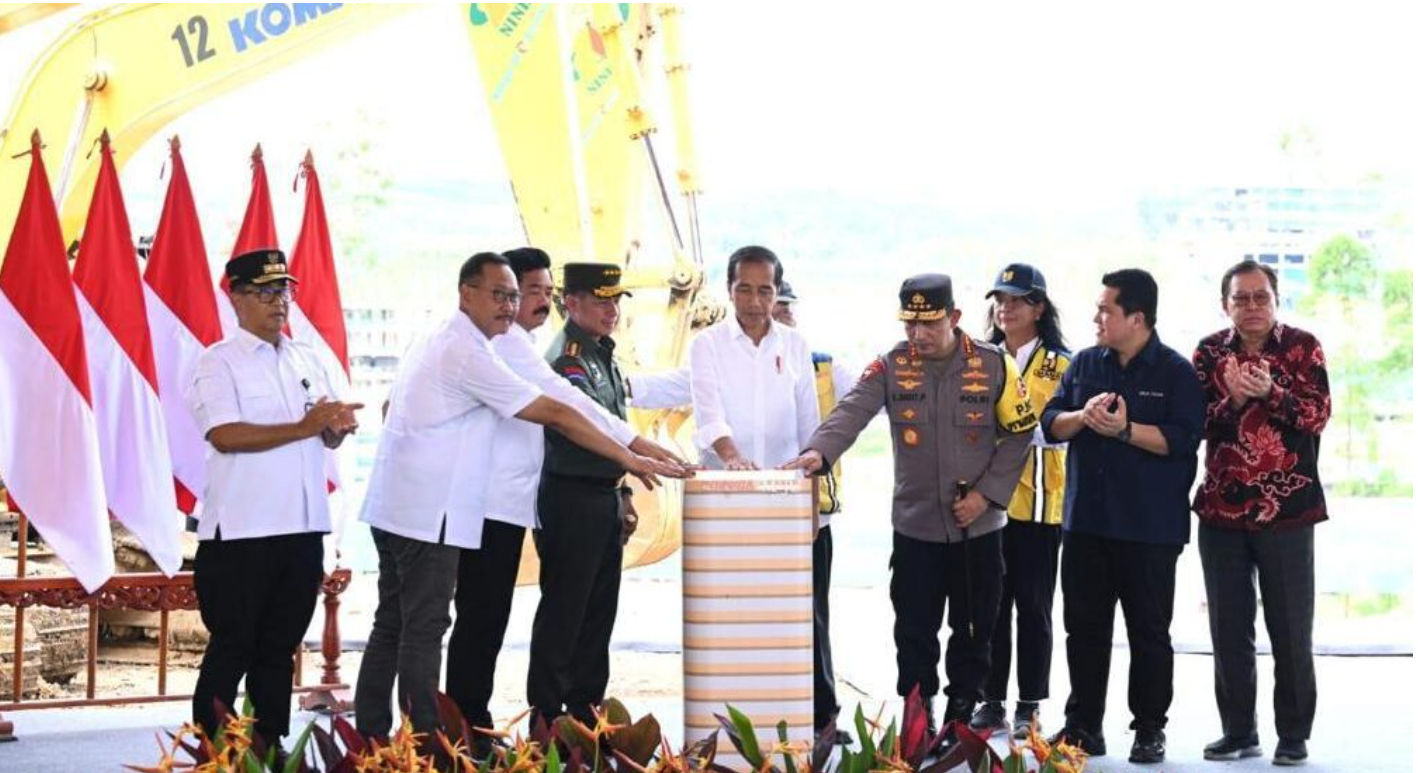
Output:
[193, 531, 323, 744]
[1060, 530, 1180, 734]
[813, 526, 838, 729]
[1199, 522, 1316, 741]
[446, 519, 527, 728]
[985, 520, 1062, 703]
[889, 529, 1003, 704]
[527, 475, 623, 724]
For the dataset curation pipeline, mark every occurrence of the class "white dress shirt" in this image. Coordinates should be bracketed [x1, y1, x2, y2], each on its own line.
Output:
[186, 329, 335, 540]
[1011, 336, 1064, 449]
[359, 312, 540, 549]
[627, 368, 692, 409]
[689, 317, 819, 469]
[484, 323, 637, 529]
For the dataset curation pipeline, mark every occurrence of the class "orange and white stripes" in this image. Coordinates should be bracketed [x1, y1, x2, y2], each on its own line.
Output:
[683, 471, 815, 767]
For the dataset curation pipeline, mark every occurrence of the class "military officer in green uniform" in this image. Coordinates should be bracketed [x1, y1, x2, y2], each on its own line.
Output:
[785, 273, 1036, 745]
[527, 262, 639, 729]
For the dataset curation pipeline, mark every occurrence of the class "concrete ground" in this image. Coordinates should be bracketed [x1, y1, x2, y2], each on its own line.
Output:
[1, 569, 1413, 772]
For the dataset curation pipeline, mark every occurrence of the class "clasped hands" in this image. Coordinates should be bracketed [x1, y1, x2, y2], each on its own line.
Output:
[1081, 392, 1129, 439]
[301, 397, 363, 444]
[1221, 356, 1273, 409]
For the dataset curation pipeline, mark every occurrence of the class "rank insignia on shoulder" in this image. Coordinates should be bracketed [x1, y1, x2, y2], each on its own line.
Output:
[565, 341, 581, 358]
[861, 358, 886, 381]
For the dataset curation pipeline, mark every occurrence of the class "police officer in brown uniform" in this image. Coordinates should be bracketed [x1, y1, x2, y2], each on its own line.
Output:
[785, 274, 1036, 741]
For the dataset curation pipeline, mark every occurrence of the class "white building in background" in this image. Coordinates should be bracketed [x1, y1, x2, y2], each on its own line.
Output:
[1137, 182, 1408, 309]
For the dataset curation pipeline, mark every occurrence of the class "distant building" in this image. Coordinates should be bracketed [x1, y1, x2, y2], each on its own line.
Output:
[1137, 183, 1406, 309]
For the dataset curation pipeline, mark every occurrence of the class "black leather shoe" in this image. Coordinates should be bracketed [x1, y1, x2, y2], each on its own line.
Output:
[942, 696, 975, 725]
[968, 701, 1007, 735]
[1273, 738, 1308, 766]
[1049, 726, 1106, 757]
[1204, 734, 1262, 760]
[472, 734, 511, 762]
[1129, 728, 1166, 764]
[1011, 702, 1039, 740]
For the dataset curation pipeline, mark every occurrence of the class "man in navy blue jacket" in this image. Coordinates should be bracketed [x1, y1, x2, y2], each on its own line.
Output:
[1040, 268, 1204, 764]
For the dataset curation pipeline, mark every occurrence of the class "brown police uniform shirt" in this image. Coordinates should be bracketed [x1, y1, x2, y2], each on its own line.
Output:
[806, 332, 1036, 544]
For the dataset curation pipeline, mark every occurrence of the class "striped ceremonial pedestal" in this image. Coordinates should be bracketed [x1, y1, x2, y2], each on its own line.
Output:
[683, 471, 816, 767]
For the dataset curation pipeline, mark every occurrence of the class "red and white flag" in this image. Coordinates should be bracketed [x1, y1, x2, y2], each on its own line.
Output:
[0, 131, 113, 592]
[143, 136, 224, 517]
[217, 143, 280, 335]
[288, 151, 349, 552]
[73, 131, 182, 576]
[288, 151, 350, 383]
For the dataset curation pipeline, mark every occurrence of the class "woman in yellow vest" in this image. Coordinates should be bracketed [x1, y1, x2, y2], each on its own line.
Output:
[969, 263, 1072, 740]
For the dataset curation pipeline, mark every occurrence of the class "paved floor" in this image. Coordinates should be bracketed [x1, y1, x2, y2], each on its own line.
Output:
[2, 572, 1412, 773]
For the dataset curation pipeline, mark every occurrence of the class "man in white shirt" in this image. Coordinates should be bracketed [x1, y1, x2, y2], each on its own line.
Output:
[354, 253, 684, 739]
[444, 248, 686, 748]
[687, 246, 836, 736]
[689, 247, 819, 471]
[185, 249, 361, 751]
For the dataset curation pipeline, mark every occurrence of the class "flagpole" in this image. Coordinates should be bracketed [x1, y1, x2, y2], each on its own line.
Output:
[10, 513, 26, 703]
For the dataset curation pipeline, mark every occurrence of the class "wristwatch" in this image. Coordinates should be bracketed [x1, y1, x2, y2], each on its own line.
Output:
[1116, 421, 1133, 444]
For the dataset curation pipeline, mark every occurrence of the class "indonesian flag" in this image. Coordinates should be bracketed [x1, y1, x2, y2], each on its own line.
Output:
[143, 136, 223, 517]
[0, 131, 114, 592]
[217, 143, 280, 334]
[72, 131, 182, 577]
[288, 151, 348, 553]
[288, 151, 350, 381]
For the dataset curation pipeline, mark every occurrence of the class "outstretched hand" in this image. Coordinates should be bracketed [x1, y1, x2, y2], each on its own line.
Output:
[780, 449, 825, 475]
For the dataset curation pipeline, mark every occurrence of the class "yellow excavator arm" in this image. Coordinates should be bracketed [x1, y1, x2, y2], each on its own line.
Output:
[0, 3, 416, 246]
[0, 2, 707, 580]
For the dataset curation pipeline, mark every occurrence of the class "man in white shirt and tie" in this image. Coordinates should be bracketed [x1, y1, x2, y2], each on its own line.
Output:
[354, 252, 684, 740]
[444, 247, 686, 752]
[686, 246, 838, 737]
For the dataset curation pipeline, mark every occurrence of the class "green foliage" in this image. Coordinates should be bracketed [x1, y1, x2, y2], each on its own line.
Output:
[1302, 234, 1412, 488]
[137, 695, 1091, 773]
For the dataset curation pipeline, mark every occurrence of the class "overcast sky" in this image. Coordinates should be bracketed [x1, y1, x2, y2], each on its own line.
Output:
[2, 2, 1414, 233]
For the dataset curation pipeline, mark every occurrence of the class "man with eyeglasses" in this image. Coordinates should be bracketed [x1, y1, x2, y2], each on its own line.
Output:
[1192, 260, 1330, 767]
[355, 253, 683, 740]
[445, 249, 687, 755]
[185, 249, 362, 754]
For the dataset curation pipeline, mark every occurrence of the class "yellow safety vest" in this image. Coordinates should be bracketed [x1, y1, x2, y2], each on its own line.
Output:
[813, 354, 842, 515]
[1006, 345, 1071, 525]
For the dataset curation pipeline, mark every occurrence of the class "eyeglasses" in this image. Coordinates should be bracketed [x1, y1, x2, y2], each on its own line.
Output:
[239, 285, 294, 304]
[1228, 291, 1273, 308]
[467, 283, 520, 306]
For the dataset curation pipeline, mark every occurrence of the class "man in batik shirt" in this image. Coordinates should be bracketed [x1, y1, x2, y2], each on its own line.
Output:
[1192, 259, 1331, 768]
